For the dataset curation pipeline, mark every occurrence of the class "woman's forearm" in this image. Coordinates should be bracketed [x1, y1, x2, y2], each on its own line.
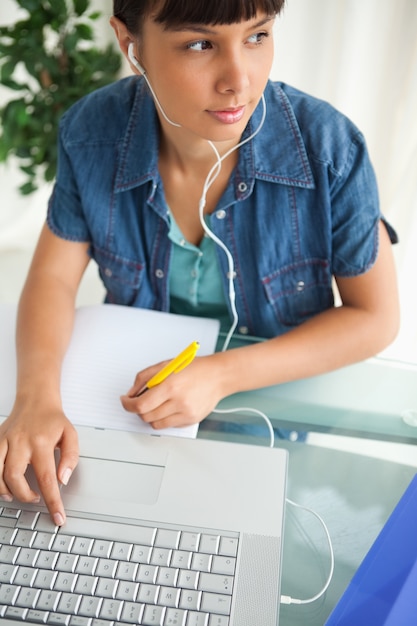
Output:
[216, 300, 399, 397]
[13, 225, 91, 407]
[14, 276, 77, 406]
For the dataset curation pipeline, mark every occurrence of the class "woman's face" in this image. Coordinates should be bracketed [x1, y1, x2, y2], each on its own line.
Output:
[137, 11, 275, 143]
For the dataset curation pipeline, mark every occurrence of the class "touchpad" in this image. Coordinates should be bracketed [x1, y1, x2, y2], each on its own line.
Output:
[62, 455, 165, 510]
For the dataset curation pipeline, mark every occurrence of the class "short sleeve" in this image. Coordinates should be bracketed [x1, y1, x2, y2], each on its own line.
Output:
[330, 131, 397, 277]
[47, 116, 91, 242]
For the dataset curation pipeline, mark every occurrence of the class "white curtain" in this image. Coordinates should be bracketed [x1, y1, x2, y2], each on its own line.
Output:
[271, 0, 417, 362]
[1, 0, 416, 361]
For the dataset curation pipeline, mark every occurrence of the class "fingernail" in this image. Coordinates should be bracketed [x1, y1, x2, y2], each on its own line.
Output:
[0, 494, 13, 502]
[53, 512, 65, 526]
[61, 468, 72, 486]
[31, 495, 41, 504]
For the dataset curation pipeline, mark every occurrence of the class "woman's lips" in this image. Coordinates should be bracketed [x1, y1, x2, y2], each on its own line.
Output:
[207, 106, 246, 124]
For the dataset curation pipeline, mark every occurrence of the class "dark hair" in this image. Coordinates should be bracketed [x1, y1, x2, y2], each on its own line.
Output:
[113, 0, 285, 35]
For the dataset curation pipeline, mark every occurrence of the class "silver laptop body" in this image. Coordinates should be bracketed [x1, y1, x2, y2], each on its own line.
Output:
[0, 426, 288, 625]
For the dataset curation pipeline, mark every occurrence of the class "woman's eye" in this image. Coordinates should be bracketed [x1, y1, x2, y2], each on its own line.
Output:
[187, 40, 212, 52]
[247, 31, 269, 45]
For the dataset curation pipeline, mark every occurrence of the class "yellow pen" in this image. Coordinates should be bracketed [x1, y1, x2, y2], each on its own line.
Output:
[136, 341, 200, 396]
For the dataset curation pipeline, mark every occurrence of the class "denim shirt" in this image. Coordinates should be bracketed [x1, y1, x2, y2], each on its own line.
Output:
[48, 77, 396, 339]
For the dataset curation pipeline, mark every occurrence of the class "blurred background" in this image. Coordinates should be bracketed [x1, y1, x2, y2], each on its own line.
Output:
[1, 0, 416, 362]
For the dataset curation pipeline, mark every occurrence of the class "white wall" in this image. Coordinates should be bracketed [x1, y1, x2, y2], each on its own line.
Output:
[271, 1, 417, 362]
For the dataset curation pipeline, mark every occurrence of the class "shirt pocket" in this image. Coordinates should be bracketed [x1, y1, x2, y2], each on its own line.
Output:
[262, 259, 334, 328]
[91, 246, 145, 306]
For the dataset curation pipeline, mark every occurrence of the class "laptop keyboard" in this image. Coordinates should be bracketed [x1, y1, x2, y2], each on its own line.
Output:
[0, 505, 238, 625]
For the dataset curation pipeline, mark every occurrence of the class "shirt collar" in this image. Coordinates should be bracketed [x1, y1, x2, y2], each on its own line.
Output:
[114, 79, 315, 193]
[243, 81, 315, 189]
[114, 79, 160, 194]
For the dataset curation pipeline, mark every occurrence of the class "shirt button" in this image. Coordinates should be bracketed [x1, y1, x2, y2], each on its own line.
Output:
[104, 268, 112, 277]
[238, 182, 248, 193]
[239, 326, 249, 335]
[155, 269, 164, 279]
[216, 209, 226, 220]
[296, 281, 305, 291]
[227, 271, 237, 279]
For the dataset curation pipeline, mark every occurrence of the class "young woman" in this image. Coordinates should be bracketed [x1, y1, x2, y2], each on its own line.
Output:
[0, 0, 399, 526]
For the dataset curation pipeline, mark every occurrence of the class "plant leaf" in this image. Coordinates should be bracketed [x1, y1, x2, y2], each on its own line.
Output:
[74, 23, 93, 41]
[73, 0, 89, 17]
[16, 0, 39, 14]
[19, 180, 38, 195]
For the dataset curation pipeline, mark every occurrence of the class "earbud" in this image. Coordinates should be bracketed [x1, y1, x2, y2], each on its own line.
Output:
[128, 42, 146, 75]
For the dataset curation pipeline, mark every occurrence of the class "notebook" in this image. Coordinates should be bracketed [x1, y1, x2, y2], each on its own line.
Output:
[0, 303, 221, 438]
[0, 424, 288, 625]
[325, 473, 417, 625]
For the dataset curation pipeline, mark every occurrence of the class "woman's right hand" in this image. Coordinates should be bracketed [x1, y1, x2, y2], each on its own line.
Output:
[0, 402, 79, 526]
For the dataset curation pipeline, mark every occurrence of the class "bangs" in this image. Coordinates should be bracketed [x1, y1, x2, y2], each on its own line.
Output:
[153, 0, 285, 27]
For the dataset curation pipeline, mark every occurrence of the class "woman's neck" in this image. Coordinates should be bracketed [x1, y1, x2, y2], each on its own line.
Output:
[158, 120, 240, 176]
[158, 125, 239, 245]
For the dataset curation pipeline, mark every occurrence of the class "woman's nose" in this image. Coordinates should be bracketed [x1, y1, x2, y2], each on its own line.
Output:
[215, 50, 250, 95]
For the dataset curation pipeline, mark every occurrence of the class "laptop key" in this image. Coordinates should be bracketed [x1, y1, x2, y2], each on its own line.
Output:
[207, 616, 229, 626]
[4, 605, 28, 621]
[36, 589, 60, 612]
[78, 594, 102, 617]
[198, 573, 233, 595]
[17, 510, 40, 530]
[64, 516, 157, 546]
[47, 613, 71, 625]
[211, 556, 236, 576]
[0, 528, 17, 545]
[13, 565, 37, 587]
[142, 604, 165, 625]
[26, 608, 49, 623]
[0, 563, 16, 583]
[119, 599, 145, 623]
[218, 537, 238, 558]
[68, 617, 91, 626]
[99, 598, 123, 620]
[186, 612, 209, 626]
[200, 592, 231, 616]
[164, 607, 187, 625]
[0, 584, 20, 605]
[33, 532, 56, 550]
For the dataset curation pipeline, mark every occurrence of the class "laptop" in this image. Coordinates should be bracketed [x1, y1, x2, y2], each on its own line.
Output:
[0, 424, 288, 626]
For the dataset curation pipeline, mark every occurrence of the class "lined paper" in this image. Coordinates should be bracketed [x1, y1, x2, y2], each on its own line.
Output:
[0, 303, 220, 439]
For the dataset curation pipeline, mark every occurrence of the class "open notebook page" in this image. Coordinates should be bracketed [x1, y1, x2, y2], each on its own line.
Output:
[0, 303, 220, 438]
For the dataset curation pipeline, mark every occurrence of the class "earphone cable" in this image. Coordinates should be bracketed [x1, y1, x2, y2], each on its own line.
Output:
[198, 94, 267, 351]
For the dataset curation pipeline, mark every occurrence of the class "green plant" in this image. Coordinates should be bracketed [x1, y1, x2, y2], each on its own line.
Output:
[0, 0, 121, 194]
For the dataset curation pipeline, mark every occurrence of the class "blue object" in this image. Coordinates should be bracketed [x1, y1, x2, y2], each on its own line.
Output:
[326, 473, 417, 625]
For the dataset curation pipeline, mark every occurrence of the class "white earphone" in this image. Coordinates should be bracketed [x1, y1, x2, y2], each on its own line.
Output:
[127, 42, 146, 75]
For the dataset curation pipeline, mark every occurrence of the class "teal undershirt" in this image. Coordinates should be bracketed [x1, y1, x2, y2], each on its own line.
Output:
[167, 212, 231, 339]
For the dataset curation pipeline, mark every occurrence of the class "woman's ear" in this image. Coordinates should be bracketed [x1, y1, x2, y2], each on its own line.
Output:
[109, 16, 138, 67]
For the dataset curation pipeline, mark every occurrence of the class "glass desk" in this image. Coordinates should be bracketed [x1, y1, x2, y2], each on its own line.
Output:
[198, 355, 417, 625]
